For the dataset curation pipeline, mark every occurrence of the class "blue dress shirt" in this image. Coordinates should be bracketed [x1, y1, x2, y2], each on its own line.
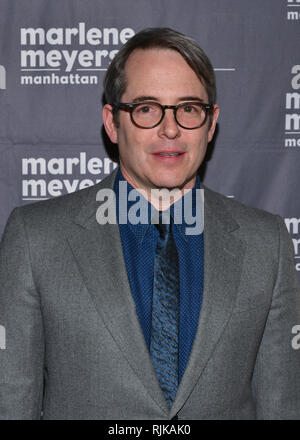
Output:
[114, 168, 204, 383]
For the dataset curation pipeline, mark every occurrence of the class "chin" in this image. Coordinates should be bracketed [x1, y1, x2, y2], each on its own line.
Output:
[151, 178, 186, 190]
[152, 172, 197, 190]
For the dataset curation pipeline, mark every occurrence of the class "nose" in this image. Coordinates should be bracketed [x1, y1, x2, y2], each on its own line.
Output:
[157, 108, 181, 139]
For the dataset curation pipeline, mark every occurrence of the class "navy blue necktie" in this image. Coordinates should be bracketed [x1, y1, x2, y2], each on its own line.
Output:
[150, 213, 180, 407]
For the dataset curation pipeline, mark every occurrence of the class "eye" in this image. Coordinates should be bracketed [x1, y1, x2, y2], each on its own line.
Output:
[182, 104, 200, 113]
[136, 103, 157, 114]
[139, 105, 151, 113]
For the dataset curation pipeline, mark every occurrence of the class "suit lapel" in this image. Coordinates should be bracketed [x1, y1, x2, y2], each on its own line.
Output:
[66, 171, 245, 417]
[67, 170, 169, 415]
[169, 188, 246, 418]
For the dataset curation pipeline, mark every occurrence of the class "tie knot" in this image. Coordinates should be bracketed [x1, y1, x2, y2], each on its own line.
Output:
[155, 211, 171, 238]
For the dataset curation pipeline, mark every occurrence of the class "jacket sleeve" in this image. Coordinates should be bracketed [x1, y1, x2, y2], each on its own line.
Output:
[0, 208, 44, 419]
[252, 215, 300, 419]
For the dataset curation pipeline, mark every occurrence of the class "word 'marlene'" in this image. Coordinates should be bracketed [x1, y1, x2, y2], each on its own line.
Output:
[95, 182, 204, 236]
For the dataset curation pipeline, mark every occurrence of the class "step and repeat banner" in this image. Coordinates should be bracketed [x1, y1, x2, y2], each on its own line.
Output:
[0, 0, 299, 280]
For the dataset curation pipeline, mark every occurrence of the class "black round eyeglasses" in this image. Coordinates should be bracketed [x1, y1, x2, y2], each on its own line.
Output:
[113, 101, 214, 129]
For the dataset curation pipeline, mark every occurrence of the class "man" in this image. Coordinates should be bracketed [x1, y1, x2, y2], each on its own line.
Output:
[0, 28, 300, 420]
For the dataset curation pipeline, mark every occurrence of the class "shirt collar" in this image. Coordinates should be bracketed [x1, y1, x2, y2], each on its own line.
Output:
[114, 167, 201, 243]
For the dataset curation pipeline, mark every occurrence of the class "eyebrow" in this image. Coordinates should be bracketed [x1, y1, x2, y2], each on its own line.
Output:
[131, 95, 205, 103]
[178, 96, 205, 102]
[132, 96, 158, 102]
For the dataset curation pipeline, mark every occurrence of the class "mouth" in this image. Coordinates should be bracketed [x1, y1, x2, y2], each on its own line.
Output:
[152, 151, 185, 163]
[157, 152, 182, 157]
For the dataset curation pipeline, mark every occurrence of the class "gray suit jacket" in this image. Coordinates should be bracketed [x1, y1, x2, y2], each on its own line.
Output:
[0, 167, 300, 420]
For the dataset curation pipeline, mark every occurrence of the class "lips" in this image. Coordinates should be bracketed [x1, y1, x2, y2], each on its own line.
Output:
[152, 149, 185, 157]
[151, 150, 185, 163]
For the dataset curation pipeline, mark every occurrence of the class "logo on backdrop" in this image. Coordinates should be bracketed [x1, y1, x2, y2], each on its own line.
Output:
[285, 65, 300, 148]
[21, 153, 117, 200]
[285, 218, 300, 271]
[286, 0, 300, 21]
[20, 23, 135, 86]
[0, 65, 6, 90]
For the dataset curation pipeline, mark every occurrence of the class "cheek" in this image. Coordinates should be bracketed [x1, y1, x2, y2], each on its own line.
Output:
[189, 132, 208, 154]
[118, 129, 149, 167]
[118, 119, 141, 146]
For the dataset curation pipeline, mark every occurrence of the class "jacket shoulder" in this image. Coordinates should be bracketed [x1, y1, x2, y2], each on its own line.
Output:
[203, 186, 283, 235]
[13, 168, 118, 225]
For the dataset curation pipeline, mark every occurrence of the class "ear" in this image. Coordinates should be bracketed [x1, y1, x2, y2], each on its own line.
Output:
[102, 104, 118, 144]
[207, 104, 219, 143]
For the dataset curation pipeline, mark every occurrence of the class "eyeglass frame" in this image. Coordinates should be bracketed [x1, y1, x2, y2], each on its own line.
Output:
[113, 101, 214, 130]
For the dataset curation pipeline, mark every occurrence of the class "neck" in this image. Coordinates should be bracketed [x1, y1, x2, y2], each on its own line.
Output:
[119, 167, 195, 211]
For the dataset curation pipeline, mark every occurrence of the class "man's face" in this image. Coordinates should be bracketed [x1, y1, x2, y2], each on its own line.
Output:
[103, 48, 219, 194]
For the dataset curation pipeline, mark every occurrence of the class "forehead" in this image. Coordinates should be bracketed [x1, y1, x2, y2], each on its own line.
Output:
[122, 48, 207, 101]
